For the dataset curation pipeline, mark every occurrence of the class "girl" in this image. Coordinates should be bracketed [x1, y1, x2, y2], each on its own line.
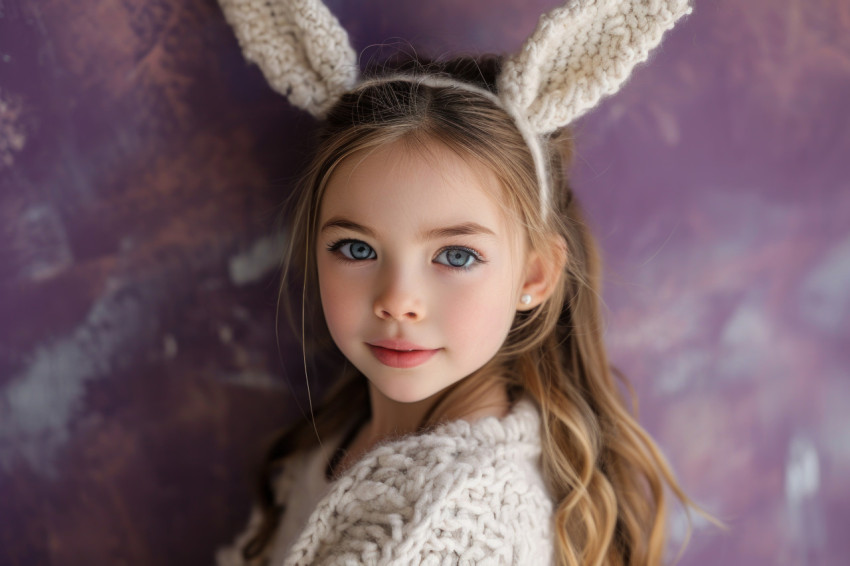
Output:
[216, 0, 715, 564]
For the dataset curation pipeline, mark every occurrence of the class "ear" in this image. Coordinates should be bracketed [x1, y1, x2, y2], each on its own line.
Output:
[218, 0, 359, 118]
[517, 236, 568, 311]
[497, 0, 693, 133]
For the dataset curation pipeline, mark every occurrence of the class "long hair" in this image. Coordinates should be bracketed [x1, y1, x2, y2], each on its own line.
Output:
[242, 55, 715, 566]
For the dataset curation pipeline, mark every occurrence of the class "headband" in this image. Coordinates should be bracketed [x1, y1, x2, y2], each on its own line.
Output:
[217, 0, 692, 215]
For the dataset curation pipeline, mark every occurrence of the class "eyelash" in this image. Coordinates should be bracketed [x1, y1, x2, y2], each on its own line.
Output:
[325, 239, 486, 271]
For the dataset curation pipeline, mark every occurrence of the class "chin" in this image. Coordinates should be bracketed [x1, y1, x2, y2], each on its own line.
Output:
[366, 369, 458, 405]
[373, 382, 439, 404]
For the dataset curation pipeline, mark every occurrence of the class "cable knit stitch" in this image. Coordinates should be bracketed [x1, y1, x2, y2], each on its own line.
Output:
[216, 397, 554, 565]
[497, 0, 692, 133]
[217, 0, 359, 117]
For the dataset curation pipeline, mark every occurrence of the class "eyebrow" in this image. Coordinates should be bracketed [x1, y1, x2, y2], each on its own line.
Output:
[320, 217, 496, 240]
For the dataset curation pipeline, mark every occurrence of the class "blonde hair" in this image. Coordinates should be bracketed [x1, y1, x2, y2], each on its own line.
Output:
[243, 55, 716, 565]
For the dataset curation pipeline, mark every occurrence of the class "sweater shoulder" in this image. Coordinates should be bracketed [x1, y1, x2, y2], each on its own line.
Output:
[284, 396, 555, 565]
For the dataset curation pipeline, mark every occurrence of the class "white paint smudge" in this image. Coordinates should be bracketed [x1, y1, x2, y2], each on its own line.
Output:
[799, 234, 850, 334]
[667, 498, 715, 547]
[656, 349, 712, 395]
[163, 333, 178, 359]
[718, 298, 772, 379]
[784, 433, 826, 562]
[0, 279, 157, 477]
[218, 324, 233, 344]
[610, 294, 708, 353]
[785, 434, 820, 503]
[13, 203, 74, 283]
[652, 104, 680, 146]
[228, 232, 287, 286]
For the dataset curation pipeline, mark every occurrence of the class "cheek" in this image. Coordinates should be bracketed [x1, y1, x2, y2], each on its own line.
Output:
[437, 270, 517, 351]
[317, 260, 366, 342]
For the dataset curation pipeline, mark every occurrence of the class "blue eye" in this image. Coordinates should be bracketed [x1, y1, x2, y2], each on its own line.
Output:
[435, 247, 479, 269]
[330, 239, 376, 260]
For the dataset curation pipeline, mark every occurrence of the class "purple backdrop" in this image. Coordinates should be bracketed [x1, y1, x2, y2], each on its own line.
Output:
[1, 0, 848, 564]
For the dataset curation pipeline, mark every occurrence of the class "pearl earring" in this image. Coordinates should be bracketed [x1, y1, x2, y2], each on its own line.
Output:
[520, 294, 532, 305]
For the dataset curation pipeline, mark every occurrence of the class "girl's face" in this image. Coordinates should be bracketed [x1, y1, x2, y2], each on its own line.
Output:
[316, 139, 531, 404]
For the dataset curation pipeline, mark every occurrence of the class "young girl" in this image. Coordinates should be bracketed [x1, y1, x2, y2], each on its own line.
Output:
[216, 0, 713, 564]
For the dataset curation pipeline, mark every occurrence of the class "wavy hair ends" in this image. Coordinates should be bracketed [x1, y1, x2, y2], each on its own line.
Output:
[246, 54, 719, 566]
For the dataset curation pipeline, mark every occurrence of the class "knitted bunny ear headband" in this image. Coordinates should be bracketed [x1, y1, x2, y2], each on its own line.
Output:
[218, 0, 692, 215]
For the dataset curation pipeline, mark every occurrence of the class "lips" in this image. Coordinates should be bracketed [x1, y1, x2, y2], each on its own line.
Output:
[367, 339, 440, 369]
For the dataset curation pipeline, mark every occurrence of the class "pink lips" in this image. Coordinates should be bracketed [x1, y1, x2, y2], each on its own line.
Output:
[367, 339, 439, 369]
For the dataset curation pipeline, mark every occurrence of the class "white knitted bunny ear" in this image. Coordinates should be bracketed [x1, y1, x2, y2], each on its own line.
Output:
[497, 0, 693, 134]
[218, 0, 359, 117]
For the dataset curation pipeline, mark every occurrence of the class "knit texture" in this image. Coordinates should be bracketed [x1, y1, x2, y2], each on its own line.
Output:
[218, 0, 358, 117]
[498, 0, 692, 133]
[218, 0, 692, 129]
[216, 397, 554, 565]
[217, 0, 692, 218]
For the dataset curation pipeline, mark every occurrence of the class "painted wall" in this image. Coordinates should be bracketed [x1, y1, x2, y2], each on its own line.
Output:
[1, 0, 847, 564]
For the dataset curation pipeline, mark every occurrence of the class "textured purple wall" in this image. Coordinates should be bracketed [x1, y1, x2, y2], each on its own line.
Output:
[1, 0, 847, 564]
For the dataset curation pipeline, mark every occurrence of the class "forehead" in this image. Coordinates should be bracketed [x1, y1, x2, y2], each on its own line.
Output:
[319, 139, 521, 240]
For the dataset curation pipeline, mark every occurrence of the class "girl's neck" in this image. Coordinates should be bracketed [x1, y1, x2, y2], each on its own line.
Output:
[363, 373, 512, 445]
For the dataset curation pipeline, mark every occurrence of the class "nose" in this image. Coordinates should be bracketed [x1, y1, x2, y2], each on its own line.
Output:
[373, 265, 425, 322]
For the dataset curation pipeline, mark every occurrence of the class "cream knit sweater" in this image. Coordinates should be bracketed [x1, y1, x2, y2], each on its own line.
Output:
[216, 396, 555, 565]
